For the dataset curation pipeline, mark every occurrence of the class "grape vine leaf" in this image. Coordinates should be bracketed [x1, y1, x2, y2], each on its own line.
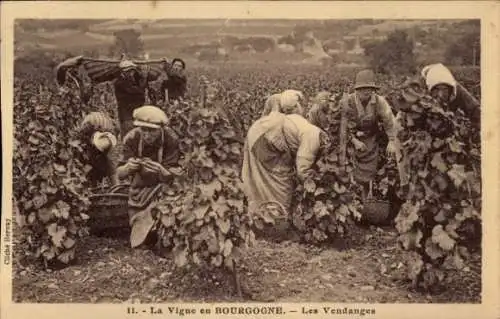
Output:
[161, 214, 176, 228]
[431, 225, 456, 251]
[194, 204, 210, 220]
[407, 252, 424, 287]
[312, 229, 327, 241]
[399, 228, 423, 250]
[199, 180, 222, 198]
[57, 247, 75, 264]
[425, 237, 445, 260]
[315, 187, 327, 196]
[216, 218, 231, 234]
[47, 223, 67, 248]
[63, 237, 76, 249]
[434, 209, 447, 223]
[223, 255, 234, 270]
[192, 252, 202, 265]
[313, 201, 330, 219]
[431, 152, 448, 173]
[304, 178, 316, 193]
[222, 239, 233, 257]
[447, 164, 467, 188]
[213, 198, 230, 218]
[38, 208, 53, 223]
[173, 245, 189, 268]
[212, 254, 223, 267]
[395, 202, 420, 233]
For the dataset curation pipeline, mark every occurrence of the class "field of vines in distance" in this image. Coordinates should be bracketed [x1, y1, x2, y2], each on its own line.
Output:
[11, 54, 481, 304]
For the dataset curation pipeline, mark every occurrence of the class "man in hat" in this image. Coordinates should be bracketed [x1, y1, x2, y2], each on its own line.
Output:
[113, 60, 162, 136]
[159, 58, 187, 106]
[341, 69, 398, 199]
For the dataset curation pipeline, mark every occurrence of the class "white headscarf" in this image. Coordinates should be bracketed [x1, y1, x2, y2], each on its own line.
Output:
[279, 90, 304, 114]
[92, 132, 117, 152]
[421, 63, 457, 99]
[261, 93, 282, 116]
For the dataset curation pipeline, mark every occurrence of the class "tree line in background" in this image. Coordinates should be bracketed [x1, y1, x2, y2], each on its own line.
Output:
[360, 20, 480, 76]
[15, 19, 481, 73]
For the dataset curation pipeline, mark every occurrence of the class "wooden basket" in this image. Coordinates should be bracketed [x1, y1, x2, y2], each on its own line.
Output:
[87, 184, 130, 233]
[361, 181, 391, 225]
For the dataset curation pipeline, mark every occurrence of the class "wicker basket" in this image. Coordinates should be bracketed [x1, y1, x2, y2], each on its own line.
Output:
[87, 184, 130, 233]
[361, 181, 391, 225]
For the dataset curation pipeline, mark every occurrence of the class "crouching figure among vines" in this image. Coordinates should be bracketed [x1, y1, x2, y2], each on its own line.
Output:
[116, 105, 182, 249]
[76, 112, 119, 189]
[390, 65, 481, 292]
[241, 89, 332, 232]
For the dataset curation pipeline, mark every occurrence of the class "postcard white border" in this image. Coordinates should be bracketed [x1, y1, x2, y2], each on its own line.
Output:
[1, 1, 499, 319]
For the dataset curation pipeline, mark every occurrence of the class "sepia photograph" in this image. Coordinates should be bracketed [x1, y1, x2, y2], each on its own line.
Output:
[1, 2, 499, 319]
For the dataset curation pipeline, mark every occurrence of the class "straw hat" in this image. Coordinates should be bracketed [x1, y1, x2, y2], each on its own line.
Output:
[354, 69, 380, 90]
[133, 105, 168, 129]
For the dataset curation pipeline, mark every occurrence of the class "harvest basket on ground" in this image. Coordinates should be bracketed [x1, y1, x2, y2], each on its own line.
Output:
[88, 183, 130, 234]
[251, 201, 300, 242]
[359, 181, 391, 225]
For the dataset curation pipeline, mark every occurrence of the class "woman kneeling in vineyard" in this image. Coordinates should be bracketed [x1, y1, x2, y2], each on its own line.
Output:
[241, 89, 331, 217]
[343, 70, 398, 200]
[76, 112, 119, 188]
[116, 105, 181, 249]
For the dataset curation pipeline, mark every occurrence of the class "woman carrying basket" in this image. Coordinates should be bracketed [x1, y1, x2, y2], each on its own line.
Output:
[116, 105, 181, 249]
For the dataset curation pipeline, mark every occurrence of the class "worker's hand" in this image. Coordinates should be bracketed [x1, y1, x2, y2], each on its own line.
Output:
[141, 158, 163, 172]
[143, 159, 173, 180]
[352, 137, 367, 152]
[386, 140, 398, 158]
[126, 158, 141, 172]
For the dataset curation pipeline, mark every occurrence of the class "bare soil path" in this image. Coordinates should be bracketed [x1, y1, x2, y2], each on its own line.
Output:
[12, 225, 481, 304]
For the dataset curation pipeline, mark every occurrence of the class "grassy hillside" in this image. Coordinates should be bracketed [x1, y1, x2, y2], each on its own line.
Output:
[14, 19, 477, 65]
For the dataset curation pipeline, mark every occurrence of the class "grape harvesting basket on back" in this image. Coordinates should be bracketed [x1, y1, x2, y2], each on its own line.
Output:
[88, 183, 130, 233]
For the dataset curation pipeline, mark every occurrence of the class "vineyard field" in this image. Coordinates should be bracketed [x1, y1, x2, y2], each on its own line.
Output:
[11, 58, 481, 304]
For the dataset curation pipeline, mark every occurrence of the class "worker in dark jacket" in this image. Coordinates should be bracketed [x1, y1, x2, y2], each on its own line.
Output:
[159, 58, 187, 105]
[113, 60, 161, 136]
